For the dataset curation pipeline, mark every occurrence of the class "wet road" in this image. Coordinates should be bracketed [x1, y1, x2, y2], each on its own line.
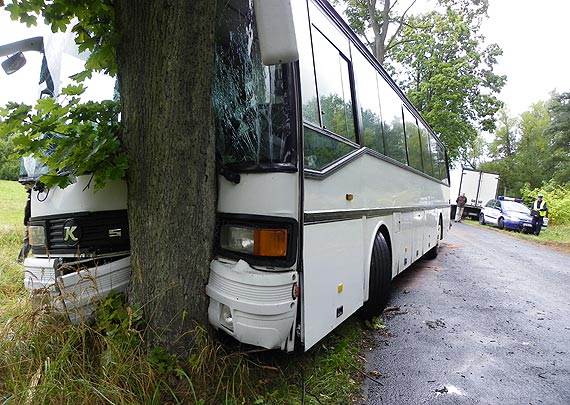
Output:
[361, 221, 570, 404]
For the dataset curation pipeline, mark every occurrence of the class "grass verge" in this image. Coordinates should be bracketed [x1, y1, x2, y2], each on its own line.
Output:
[0, 180, 27, 227]
[464, 218, 570, 253]
[0, 215, 365, 404]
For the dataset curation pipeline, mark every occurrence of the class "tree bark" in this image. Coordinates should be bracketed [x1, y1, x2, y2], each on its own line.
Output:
[114, 0, 217, 352]
[369, 0, 389, 64]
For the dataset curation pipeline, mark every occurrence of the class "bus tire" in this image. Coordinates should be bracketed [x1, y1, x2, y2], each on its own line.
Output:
[358, 232, 391, 319]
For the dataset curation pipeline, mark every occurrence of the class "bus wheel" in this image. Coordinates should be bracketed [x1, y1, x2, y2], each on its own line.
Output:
[424, 218, 441, 260]
[358, 232, 391, 319]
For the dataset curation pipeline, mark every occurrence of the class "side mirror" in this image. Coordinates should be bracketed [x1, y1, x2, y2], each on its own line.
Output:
[2, 51, 27, 75]
[254, 0, 299, 65]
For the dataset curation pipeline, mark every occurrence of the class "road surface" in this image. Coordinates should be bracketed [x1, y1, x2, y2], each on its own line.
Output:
[361, 221, 570, 404]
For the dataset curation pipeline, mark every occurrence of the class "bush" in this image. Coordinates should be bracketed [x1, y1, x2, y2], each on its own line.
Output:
[0, 137, 19, 181]
[521, 180, 570, 225]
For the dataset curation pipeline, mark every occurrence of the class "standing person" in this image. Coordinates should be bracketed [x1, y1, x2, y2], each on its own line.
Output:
[17, 182, 33, 263]
[455, 192, 468, 222]
[530, 194, 548, 236]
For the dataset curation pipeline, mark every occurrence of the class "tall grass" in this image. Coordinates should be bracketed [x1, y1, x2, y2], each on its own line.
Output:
[0, 286, 364, 404]
[0, 179, 365, 404]
[0, 180, 27, 227]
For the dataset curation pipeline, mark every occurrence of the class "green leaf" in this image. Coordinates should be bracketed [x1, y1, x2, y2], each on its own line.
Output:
[60, 84, 86, 96]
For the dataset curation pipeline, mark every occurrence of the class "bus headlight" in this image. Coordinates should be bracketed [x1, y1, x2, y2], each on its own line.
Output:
[29, 225, 46, 247]
[220, 304, 234, 331]
[220, 224, 288, 257]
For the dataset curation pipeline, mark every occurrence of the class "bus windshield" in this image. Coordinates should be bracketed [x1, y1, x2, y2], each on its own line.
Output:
[213, 0, 295, 170]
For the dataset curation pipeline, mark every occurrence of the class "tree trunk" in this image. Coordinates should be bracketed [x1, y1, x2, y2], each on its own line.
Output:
[114, 0, 217, 352]
[369, 0, 389, 64]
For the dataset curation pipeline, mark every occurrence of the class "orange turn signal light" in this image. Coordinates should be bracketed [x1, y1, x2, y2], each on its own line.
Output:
[254, 229, 288, 257]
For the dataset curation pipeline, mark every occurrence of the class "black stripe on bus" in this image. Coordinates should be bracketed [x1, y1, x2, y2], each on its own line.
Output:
[304, 204, 449, 225]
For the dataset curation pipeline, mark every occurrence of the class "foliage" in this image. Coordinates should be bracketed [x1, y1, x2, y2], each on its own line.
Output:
[481, 108, 522, 196]
[545, 92, 570, 184]
[333, 0, 504, 163]
[0, 137, 20, 180]
[0, 278, 364, 404]
[515, 102, 552, 190]
[461, 133, 487, 169]
[391, 7, 505, 162]
[481, 91, 570, 198]
[0, 0, 122, 190]
[331, 0, 416, 64]
[0, 227, 24, 308]
[0, 91, 125, 190]
[332, 0, 491, 65]
[4, 0, 117, 76]
[521, 180, 570, 226]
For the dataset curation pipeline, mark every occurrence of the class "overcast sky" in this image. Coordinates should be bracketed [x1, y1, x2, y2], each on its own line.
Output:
[482, 0, 570, 115]
[1, 1, 570, 115]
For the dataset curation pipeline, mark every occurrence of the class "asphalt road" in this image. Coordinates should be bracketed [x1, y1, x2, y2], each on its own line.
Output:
[361, 221, 570, 405]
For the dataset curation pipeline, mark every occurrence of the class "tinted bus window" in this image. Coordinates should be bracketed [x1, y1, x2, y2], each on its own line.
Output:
[312, 29, 356, 142]
[298, 9, 320, 126]
[403, 107, 422, 171]
[419, 124, 434, 177]
[353, 52, 384, 154]
[304, 126, 355, 170]
[378, 77, 407, 165]
[432, 140, 448, 183]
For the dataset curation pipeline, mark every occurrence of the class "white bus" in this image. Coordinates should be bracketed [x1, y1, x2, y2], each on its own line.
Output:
[206, 0, 451, 352]
[4, 34, 130, 322]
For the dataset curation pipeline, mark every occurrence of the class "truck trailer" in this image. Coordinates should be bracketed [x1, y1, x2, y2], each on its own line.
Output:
[450, 166, 500, 220]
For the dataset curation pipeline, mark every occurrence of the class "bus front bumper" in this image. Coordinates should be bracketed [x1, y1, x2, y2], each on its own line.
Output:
[23, 256, 130, 323]
[206, 259, 298, 351]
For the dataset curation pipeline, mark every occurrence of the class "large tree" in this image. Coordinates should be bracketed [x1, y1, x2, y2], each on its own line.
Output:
[1, 0, 217, 352]
[479, 109, 519, 196]
[391, 7, 505, 161]
[332, 0, 419, 64]
[545, 92, 570, 185]
[480, 92, 570, 196]
[516, 102, 552, 190]
[115, 1, 216, 351]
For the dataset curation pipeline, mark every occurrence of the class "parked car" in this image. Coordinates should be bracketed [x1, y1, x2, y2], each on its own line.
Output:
[479, 197, 535, 233]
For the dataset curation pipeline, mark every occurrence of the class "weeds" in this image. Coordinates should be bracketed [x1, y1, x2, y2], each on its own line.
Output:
[0, 220, 364, 404]
[0, 291, 364, 404]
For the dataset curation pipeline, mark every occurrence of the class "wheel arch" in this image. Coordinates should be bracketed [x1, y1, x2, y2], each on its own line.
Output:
[359, 223, 393, 319]
[498, 216, 505, 229]
[363, 221, 393, 303]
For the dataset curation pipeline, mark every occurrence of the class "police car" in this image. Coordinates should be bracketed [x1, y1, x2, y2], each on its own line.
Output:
[479, 196, 535, 233]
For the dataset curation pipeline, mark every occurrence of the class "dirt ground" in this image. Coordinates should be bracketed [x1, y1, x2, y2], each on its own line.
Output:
[533, 239, 570, 254]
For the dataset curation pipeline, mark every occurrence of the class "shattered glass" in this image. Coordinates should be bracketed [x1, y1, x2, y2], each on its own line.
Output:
[213, 0, 294, 169]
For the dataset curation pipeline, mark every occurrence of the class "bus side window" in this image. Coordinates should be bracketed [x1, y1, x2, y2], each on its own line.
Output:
[311, 29, 356, 143]
[303, 126, 354, 170]
[435, 143, 448, 182]
[353, 51, 384, 154]
[403, 107, 422, 171]
[378, 78, 407, 165]
[419, 123, 434, 177]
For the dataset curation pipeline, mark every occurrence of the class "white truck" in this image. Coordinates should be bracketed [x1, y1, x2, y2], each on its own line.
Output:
[450, 166, 500, 220]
